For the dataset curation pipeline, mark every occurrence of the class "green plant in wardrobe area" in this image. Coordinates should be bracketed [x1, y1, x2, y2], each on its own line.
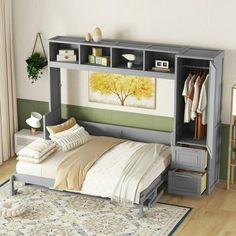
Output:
[26, 52, 47, 83]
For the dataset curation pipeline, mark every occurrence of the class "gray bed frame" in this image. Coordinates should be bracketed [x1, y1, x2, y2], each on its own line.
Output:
[11, 110, 172, 217]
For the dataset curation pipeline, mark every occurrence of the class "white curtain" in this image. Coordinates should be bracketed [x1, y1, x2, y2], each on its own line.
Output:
[0, 0, 18, 165]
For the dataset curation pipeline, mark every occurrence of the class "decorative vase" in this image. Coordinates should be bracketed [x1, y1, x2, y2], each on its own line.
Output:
[92, 27, 102, 43]
[85, 32, 91, 42]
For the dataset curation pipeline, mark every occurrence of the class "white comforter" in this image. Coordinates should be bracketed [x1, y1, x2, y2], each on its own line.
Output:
[80, 141, 170, 203]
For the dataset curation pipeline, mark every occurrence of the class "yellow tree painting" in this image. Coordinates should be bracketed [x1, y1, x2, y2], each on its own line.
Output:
[89, 72, 156, 109]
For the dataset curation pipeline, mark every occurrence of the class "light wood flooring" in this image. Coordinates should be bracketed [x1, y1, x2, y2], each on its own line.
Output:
[1, 158, 236, 236]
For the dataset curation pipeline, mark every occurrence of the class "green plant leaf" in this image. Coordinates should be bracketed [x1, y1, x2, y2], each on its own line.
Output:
[26, 52, 47, 82]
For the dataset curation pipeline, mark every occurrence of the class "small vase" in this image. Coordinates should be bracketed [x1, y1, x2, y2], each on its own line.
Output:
[92, 27, 102, 43]
[85, 32, 91, 42]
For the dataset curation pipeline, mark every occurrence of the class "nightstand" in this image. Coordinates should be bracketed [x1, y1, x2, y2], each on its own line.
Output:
[15, 129, 44, 153]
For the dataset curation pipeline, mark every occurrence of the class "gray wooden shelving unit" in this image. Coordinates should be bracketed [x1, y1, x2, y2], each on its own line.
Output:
[46, 36, 224, 197]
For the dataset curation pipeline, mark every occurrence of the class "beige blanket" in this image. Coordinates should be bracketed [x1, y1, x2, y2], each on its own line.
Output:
[54, 136, 124, 191]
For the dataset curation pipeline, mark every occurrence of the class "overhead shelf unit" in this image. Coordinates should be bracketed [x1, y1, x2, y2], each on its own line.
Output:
[48, 36, 186, 79]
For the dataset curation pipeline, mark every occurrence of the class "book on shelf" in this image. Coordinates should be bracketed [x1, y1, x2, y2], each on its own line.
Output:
[152, 67, 173, 73]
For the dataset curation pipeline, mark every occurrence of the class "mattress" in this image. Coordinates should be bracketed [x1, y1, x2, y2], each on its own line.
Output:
[16, 140, 171, 203]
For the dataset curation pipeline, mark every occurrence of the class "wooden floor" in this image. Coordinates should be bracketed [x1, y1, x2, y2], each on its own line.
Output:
[0, 158, 17, 182]
[1, 158, 236, 236]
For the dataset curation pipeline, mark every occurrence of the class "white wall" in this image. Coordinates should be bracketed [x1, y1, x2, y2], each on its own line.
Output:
[13, 0, 236, 123]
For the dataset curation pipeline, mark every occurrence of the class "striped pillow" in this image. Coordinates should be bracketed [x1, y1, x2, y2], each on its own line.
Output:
[49, 126, 91, 152]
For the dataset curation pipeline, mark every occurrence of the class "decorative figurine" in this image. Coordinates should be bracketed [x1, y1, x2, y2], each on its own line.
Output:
[85, 32, 91, 42]
[92, 27, 102, 43]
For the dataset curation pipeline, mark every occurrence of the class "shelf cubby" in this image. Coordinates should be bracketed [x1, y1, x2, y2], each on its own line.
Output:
[49, 42, 79, 63]
[80, 45, 111, 67]
[112, 48, 144, 71]
[144, 51, 175, 73]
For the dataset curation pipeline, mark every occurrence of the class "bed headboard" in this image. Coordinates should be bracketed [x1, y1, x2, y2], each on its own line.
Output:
[43, 111, 172, 145]
[79, 121, 172, 145]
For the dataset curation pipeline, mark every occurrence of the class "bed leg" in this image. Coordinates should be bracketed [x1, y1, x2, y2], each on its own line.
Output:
[139, 203, 144, 218]
[10, 175, 17, 196]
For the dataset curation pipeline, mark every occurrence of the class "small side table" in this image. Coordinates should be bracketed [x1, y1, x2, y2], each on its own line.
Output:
[14, 129, 43, 154]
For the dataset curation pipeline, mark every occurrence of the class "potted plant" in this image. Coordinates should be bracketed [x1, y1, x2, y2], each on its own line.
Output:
[26, 52, 47, 83]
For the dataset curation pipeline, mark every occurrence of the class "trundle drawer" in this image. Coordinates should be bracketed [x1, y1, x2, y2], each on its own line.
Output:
[171, 146, 207, 172]
[168, 169, 207, 197]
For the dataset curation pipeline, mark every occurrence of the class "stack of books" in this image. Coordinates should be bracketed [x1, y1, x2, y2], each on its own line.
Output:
[152, 67, 173, 73]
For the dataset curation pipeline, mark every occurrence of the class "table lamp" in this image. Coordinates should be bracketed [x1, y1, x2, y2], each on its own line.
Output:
[26, 112, 42, 135]
[122, 54, 136, 68]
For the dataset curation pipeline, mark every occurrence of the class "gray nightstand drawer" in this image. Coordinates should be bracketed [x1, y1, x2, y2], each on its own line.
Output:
[168, 169, 207, 197]
[171, 146, 207, 172]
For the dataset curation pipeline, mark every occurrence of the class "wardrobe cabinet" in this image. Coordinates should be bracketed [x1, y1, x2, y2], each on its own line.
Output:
[47, 36, 223, 197]
[169, 48, 224, 196]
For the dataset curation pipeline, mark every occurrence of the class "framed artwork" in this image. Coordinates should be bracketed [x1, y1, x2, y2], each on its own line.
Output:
[88, 72, 156, 109]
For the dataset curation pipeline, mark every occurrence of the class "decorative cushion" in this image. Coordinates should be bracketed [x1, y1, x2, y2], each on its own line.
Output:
[46, 117, 77, 135]
[49, 126, 91, 152]
[0, 201, 25, 218]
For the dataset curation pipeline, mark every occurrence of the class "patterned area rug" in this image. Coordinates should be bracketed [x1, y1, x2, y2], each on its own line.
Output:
[0, 181, 191, 236]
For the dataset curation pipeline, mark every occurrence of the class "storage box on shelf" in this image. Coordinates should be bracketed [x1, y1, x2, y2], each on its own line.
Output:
[15, 129, 43, 154]
[80, 45, 111, 67]
[56, 49, 77, 62]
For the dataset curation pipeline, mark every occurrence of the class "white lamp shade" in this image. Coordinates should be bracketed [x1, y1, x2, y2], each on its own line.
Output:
[122, 54, 136, 61]
[26, 112, 42, 128]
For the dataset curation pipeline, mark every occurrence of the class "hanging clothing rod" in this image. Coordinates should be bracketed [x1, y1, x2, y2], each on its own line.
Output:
[183, 65, 209, 70]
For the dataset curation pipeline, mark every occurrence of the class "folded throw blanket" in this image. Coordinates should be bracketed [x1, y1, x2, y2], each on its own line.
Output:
[17, 147, 57, 163]
[111, 143, 170, 205]
[17, 138, 56, 159]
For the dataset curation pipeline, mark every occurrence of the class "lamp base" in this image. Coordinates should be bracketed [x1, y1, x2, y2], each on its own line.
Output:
[30, 128, 37, 135]
[127, 61, 133, 68]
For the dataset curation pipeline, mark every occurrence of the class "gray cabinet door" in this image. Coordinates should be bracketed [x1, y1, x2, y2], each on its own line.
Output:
[206, 61, 216, 157]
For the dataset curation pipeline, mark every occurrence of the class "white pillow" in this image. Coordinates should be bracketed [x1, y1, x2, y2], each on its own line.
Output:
[49, 126, 91, 152]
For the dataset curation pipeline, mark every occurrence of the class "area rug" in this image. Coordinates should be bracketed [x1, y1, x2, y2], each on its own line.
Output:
[0, 181, 191, 236]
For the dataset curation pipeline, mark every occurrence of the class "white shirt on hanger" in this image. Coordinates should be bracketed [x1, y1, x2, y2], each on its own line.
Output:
[182, 73, 192, 103]
[197, 74, 209, 125]
[191, 75, 201, 120]
[184, 74, 197, 123]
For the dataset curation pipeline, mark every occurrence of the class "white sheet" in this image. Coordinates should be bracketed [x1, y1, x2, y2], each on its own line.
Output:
[16, 140, 171, 204]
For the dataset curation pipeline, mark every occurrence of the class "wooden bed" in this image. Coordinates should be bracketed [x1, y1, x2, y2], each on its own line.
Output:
[11, 110, 172, 217]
